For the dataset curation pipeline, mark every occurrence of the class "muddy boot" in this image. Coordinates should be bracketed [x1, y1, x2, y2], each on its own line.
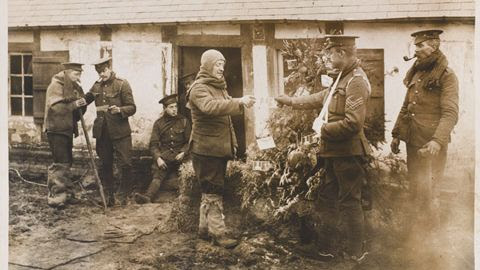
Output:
[47, 163, 74, 208]
[117, 167, 133, 205]
[135, 178, 162, 204]
[106, 190, 116, 207]
[203, 193, 238, 249]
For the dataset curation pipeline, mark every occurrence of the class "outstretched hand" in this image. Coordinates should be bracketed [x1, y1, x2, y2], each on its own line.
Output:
[274, 95, 292, 107]
[240, 95, 256, 108]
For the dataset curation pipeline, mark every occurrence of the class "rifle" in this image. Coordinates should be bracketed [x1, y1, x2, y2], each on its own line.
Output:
[78, 109, 108, 211]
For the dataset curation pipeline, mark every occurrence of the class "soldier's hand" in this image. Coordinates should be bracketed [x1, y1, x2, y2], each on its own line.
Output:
[109, 105, 121, 114]
[175, 152, 185, 161]
[423, 140, 441, 156]
[240, 95, 256, 108]
[275, 95, 292, 107]
[390, 138, 400, 154]
[157, 157, 167, 169]
[74, 98, 87, 108]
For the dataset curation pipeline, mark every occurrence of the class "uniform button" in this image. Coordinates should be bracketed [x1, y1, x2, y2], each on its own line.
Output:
[412, 101, 416, 105]
[411, 113, 415, 116]
[415, 91, 418, 93]
[417, 79, 421, 82]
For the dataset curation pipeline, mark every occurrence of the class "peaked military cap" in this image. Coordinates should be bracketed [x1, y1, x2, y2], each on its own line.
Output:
[62, 62, 83, 72]
[92, 56, 112, 67]
[411, 29, 443, 45]
[324, 35, 359, 49]
[180, 72, 196, 81]
[159, 94, 178, 106]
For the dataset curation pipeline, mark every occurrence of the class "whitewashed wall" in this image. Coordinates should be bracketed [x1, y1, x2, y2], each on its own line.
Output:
[111, 25, 167, 149]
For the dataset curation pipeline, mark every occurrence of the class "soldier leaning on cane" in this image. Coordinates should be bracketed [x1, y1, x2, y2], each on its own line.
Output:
[44, 62, 88, 208]
[76, 57, 137, 206]
[275, 35, 371, 262]
[391, 30, 459, 228]
[135, 94, 191, 204]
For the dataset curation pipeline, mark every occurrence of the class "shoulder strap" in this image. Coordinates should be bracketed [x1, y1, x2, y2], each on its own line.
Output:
[346, 69, 371, 95]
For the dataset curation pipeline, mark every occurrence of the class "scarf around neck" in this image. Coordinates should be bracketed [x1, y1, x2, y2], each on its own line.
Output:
[403, 50, 448, 91]
[186, 69, 227, 106]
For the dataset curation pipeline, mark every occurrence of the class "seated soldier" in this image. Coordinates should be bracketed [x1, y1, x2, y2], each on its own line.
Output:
[135, 94, 191, 203]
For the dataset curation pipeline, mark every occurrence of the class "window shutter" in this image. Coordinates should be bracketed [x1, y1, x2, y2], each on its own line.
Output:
[357, 49, 385, 143]
[32, 51, 69, 125]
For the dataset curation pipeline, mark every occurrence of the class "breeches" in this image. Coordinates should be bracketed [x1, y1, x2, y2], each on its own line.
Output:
[192, 153, 228, 195]
[47, 133, 73, 165]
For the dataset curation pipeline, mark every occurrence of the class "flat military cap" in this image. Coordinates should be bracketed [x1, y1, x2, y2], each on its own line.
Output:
[62, 62, 83, 72]
[92, 56, 112, 67]
[324, 35, 358, 49]
[411, 29, 443, 45]
[180, 72, 196, 81]
[159, 94, 178, 106]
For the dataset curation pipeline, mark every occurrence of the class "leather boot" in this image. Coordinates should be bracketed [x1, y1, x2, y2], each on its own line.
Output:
[340, 201, 365, 258]
[99, 166, 116, 207]
[117, 167, 133, 204]
[107, 190, 116, 207]
[204, 194, 238, 249]
[134, 178, 162, 204]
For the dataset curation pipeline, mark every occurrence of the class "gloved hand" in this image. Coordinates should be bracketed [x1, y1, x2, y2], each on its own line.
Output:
[240, 95, 256, 108]
[274, 95, 292, 106]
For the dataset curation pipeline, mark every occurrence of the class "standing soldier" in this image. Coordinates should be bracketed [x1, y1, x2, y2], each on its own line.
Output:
[80, 57, 136, 206]
[135, 94, 191, 204]
[391, 30, 458, 230]
[275, 35, 371, 262]
[188, 49, 256, 248]
[44, 62, 87, 208]
[178, 72, 196, 119]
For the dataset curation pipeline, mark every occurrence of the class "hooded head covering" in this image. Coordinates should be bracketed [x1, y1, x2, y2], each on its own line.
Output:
[200, 49, 226, 76]
[185, 50, 227, 108]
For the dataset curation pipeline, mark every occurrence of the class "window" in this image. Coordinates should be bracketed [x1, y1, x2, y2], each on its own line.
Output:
[9, 53, 33, 116]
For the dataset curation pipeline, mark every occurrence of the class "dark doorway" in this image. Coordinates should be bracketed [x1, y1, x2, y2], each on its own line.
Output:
[178, 46, 246, 156]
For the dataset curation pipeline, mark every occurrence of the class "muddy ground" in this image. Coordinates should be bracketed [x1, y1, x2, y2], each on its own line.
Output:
[8, 172, 474, 270]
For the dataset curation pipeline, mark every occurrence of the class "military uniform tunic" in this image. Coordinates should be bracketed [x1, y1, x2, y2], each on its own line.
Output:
[290, 61, 371, 255]
[392, 65, 458, 203]
[84, 72, 136, 192]
[149, 114, 191, 181]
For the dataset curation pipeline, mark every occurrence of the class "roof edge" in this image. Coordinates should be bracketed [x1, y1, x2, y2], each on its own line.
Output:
[8, 16, 475, 31]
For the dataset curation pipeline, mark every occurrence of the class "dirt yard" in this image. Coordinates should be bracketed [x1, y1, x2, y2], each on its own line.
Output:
[8, 172, 474, 270]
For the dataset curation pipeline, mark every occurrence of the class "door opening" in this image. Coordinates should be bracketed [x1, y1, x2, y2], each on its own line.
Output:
[178, 46, 246, 156]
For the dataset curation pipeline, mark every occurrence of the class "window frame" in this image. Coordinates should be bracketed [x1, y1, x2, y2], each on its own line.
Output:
[8, 52, 33, 118]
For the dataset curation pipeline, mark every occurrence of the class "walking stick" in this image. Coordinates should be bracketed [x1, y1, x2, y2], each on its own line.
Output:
[78, 111, 108, 211]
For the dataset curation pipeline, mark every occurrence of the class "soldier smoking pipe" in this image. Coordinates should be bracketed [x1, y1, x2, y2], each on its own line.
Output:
[403, 54, 417, 61]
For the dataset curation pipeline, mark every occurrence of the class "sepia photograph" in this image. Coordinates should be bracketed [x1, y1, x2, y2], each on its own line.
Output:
[2, 0, 477, 269]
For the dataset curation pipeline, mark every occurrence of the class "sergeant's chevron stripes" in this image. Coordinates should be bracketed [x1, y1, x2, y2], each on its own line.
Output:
[346, 96, 363, 111]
